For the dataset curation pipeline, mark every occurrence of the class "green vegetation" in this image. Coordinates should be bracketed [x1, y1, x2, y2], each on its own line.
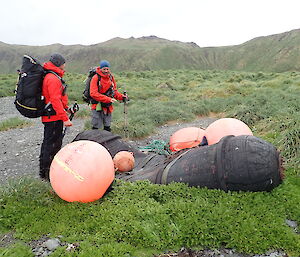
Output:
[0, 69, 299, 256]
[1, 178, 300, 256]
[0, 117, 33, 131]
[0, 73, 17, 97]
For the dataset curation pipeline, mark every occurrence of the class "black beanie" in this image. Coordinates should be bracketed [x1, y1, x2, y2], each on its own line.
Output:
[49, 53, 66, 67]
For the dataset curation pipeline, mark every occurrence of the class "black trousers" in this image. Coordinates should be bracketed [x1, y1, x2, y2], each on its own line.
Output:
[39, 120, 64, 180]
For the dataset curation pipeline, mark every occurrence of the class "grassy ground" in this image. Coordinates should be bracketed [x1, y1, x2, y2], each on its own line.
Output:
[0, 70, 299, 256]
[0, 117, 32, 132]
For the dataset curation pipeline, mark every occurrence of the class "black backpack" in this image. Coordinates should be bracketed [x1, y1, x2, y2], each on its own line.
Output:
[14, 55, 61, 118]
[82, 68, 114, 106]
[82, 67, 99, 104]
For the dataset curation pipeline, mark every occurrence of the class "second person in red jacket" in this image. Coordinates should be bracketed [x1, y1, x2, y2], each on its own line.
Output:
[89, 60, 126, 132]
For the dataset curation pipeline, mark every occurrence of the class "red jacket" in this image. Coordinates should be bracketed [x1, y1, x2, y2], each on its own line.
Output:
[90, 67, 124, 113]
[41, 62, 69, 122]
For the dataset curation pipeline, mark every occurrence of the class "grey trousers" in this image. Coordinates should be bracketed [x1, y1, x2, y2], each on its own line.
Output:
[91, 109, 112, 129]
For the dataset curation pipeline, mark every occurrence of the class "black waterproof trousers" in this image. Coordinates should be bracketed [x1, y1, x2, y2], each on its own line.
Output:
[39, 120, 64, 180]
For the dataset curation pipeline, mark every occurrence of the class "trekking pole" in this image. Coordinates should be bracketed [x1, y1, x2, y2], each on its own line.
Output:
[123, 91, 129, 139]
[62, 102, 79, 139]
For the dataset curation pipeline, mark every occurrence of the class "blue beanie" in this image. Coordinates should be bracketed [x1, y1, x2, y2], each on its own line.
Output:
[100, 60, 110, 69]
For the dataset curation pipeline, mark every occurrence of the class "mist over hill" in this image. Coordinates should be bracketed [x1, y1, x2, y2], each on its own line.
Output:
[1, 29, 300, 74]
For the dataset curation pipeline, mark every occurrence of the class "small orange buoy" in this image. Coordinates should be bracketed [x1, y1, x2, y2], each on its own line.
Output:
[113, 151, 135, 172]
[50, 140, 115, 203]
[205, 118, 253, 145]
[169, 127, 205, 152]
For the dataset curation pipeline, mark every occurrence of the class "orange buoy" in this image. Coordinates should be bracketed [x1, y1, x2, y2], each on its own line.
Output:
[113, 151, 135, 172]
[205, 118, 253, 145]
[169, 127, 205, 152]
[49, 140, 115, 203]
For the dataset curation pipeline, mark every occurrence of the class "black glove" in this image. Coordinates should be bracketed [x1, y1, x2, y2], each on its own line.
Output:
[68, 102, 79, 114]
[123, 95, 129, 103]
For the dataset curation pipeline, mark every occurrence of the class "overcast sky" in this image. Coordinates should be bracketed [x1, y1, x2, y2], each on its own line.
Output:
[1, 0, 300, 47]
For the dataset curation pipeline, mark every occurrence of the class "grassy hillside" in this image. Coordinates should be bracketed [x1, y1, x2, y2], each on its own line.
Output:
[0, 36, 203, 74]
[202, 29, 300, 72]
[1, 29, 300, 73]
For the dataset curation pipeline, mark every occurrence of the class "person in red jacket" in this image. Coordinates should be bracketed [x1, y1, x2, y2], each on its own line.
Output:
[39, 53, 73, 181]
[89, 60, 127, 131]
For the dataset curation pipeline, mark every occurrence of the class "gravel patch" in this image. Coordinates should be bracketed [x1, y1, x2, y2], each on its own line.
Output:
[0, 97, 87, 184]
[129, 118, 217, 149]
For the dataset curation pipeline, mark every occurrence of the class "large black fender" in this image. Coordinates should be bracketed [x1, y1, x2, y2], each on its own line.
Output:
[72, 131, 284, 192]
[118, 135, 284, 192]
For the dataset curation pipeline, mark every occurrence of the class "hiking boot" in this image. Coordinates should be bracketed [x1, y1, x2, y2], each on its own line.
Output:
[104, 126, 111, 132]
[39, 169, 50, 181]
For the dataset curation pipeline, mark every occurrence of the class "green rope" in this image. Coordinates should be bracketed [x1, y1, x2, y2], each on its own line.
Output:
[138, 140, 171, 155]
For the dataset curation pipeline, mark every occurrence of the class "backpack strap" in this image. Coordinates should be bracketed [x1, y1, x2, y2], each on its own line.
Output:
[109, 74, 115, 89]
[96, 74, 114, 92]
[96, 73, 101, 86]
[46, 70, 68, 95]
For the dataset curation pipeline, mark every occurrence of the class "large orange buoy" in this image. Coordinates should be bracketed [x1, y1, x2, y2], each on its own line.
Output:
[169, 127, 205, 152]
[113, 151, 135, 172]
[50, 140, 115, 203]
[205, 118, 253, 145]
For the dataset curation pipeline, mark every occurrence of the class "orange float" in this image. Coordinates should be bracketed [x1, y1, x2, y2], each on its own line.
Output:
[205, 118, 253, 145]
[50, 140, 115, 203]
[113, 151, 135, 172]
[169, 127, 205, 152]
